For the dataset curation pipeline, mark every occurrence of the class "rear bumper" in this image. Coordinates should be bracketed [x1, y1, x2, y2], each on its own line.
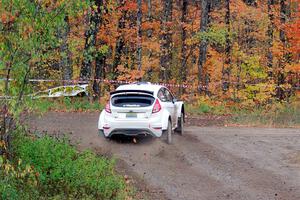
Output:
[100, 113, 163, 137]
[106, 128, 158, 137]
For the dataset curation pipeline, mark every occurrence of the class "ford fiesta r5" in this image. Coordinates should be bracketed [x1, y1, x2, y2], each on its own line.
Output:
[98, 82, 184, 144]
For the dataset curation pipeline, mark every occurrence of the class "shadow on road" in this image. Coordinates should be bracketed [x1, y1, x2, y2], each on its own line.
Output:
[108, 134, 156, 145]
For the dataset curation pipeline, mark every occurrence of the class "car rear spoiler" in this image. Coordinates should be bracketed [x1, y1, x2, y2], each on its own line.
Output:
[110, 90, 154, 96]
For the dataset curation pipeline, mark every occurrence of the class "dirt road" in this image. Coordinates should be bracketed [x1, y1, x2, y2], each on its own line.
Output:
[28, 112, 300, 200]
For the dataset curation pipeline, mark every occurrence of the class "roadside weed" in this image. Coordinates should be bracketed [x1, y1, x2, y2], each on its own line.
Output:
[0, 131, 131, 199]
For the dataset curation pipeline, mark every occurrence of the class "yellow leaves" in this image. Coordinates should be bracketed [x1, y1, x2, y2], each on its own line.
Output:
[0, 140, 6, 150]
[0, 155, 37, 186]
[186, 37, 198, 46]
[22, 25, 34, 39]
[238, 83, 276, 107]
[92, 4, 98, 11]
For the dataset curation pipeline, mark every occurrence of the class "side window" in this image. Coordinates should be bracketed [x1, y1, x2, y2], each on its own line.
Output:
[164, 89, 173, 102]
[158, 89, 167, 102]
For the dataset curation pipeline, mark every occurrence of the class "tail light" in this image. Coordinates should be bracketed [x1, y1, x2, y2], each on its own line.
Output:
[152, 99, 161, 113]
[105, 102, 111, 113]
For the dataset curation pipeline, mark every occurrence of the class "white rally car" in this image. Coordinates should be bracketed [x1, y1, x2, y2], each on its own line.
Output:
[98, 82, 185, 144]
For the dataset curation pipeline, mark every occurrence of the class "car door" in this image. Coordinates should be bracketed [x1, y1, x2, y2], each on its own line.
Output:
[163, 88, 176, 128]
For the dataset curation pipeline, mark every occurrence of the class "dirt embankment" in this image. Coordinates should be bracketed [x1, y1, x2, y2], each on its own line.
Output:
[28, 112, 300, 200]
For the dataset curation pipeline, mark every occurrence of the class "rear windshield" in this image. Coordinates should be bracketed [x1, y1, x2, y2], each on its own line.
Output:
[111, 94, 155, 107]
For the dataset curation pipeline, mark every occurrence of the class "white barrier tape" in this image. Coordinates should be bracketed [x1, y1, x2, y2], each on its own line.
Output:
[0, 78, 193, 88]
[0, 78, 299, 89]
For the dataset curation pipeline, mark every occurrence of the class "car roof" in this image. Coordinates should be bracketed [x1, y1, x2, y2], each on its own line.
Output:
[116, 82, 164, 95]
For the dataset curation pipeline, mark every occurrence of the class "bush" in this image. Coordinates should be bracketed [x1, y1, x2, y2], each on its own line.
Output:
[0, 133, 130, 199]
[230, 101, 300, 127]
[0, 156, 40, 200]
[186, 97, 227, 115]
[198, 103, 212, 114]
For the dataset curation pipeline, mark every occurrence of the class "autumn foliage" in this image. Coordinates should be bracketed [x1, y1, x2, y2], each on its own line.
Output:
[0, 0, 299, 106]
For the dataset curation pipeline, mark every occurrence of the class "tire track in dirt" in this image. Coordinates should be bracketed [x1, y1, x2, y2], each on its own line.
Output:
[27, 112, 300, 200]
[176, 132, 300, 200]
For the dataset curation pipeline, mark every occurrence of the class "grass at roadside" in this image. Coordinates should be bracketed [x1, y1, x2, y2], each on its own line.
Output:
[186, 99, 300, 128]
[229, 101, 300, 127]
[33, 96, 300, 128]
[33, 97, 104, 113]
[0, 130, 132, 200]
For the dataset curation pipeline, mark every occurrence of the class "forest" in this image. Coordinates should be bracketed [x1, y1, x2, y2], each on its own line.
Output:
[0, 0, 299, 199]
[0, 0, 299, 105]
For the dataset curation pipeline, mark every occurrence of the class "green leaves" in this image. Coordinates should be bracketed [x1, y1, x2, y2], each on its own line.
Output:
[240, 55, 267, 80]
[190, 25, 232, 47]
[98, 44, 109, 57]
[11, 134, 129, 199]
[0, 0, 91, 118]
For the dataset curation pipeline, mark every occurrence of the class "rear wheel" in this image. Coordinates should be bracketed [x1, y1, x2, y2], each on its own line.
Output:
[176, 112, 184, 135]
[162, 120, 172, 144]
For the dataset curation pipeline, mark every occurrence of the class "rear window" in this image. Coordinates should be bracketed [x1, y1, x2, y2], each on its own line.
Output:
[111, 94, 155, 107]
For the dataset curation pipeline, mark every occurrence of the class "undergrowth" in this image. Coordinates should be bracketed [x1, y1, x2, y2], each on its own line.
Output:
[0, 130, 131, 200]
[186, 97, 300, 127]
[229, 101, 300, 127]
[33, 97, 104, 113]
[33, 96, 300, 127]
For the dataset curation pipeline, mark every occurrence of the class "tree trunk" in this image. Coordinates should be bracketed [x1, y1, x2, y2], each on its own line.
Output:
[277, 0, 290, 99]
[93, 54, 105, 100]
[80, 0, 103, 81]
[222, 0, 231, 92]
[58, 16, 72, 83]
[112, 0, 126, 79]
[137, 0, 142, 71]
[267, 0, 275, 79]
[147, 0, 152, 38]
[160, 0, 173, 81]
[179, 0, 188, 94]
[144, 0, 153, 81]
[197, 0, 211, 93]
[1, 61, 12, 155]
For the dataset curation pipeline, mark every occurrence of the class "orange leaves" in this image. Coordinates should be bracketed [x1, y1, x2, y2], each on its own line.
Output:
[231, 0, 249, 14]
[1, 13, 8, 24]
[119, 1, 147, 13]
[122, 2, 137, 11]
[142, 41, 160, 52]
[286, 63, 300, 73]
[286, 23, 300, 56]
[141, 21, 160, 32]
[117, 65, 145, 81]
[1, 12, 15, 25]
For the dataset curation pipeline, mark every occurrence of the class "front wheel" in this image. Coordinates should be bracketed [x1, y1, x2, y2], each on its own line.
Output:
[162, 120, 172, 144]
[175, 112, 184, 135]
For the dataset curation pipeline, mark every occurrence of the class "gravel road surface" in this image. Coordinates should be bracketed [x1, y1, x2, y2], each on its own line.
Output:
[28, 112, 300, 200]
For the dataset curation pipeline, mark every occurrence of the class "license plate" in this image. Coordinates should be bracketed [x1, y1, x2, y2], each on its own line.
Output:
[126, 112, 137, 118]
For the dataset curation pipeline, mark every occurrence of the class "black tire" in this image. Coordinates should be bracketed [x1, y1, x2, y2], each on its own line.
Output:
[162, 120, 172, 144]
[175, 112, 184, 135]
[77, 92, 86, 97]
